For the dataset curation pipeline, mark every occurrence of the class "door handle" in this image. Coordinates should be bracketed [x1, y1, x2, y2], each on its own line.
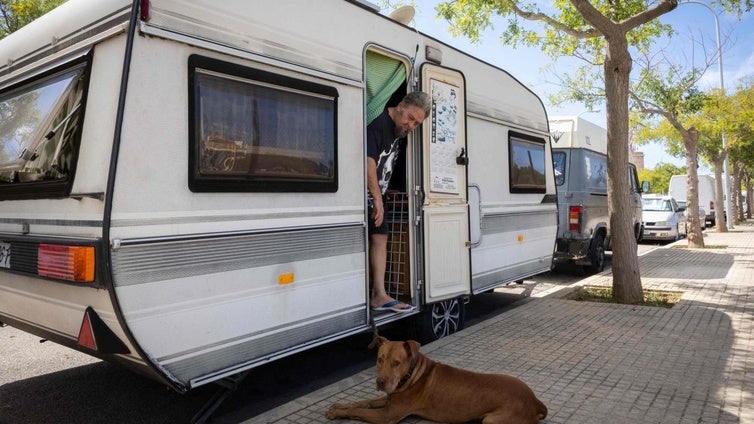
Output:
[456, 148, 468, 165]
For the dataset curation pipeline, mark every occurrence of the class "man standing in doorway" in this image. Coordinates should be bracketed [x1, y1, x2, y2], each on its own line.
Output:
[367, 91, 432, 312]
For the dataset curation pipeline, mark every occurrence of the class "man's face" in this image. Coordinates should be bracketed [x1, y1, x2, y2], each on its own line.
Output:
[394, 103, 427, 138]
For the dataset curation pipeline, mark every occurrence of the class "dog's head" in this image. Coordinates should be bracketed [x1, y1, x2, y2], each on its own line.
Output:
[369, 336, 422, 394]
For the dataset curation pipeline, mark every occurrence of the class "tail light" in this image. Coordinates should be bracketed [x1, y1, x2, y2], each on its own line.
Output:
[38, 244, 95, 282]
[569, 205, 582, 232]
[710, 201, 714, 211]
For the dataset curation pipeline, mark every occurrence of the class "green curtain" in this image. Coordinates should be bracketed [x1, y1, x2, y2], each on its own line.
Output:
[365, 51, 406, 125]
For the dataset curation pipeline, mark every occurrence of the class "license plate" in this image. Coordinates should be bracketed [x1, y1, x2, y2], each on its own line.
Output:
[0, 242, 10, 268]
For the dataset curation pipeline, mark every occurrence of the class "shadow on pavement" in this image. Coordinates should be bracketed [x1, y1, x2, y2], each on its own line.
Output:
[637, 246, 734, 280]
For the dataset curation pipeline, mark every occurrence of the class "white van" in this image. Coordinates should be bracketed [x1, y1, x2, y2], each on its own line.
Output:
[0, 0, 557, 394]
[668, 174, 716, 227]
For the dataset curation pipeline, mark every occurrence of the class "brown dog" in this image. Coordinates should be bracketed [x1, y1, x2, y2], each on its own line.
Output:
[327, 336, 547, 424]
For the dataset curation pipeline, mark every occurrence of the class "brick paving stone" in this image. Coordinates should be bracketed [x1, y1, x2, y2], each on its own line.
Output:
[251, 221, 754, 424]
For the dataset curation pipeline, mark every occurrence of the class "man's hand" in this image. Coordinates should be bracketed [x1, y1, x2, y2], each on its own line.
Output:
[366, 157, 384, 226]
[371, 197, 384, 227]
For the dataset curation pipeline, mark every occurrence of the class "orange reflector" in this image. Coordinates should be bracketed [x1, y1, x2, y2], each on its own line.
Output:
[278, 272, 295, 285]
[38, 244, 95, 282]
[77, 311, 97, 351]
[517, 235, 524, 243]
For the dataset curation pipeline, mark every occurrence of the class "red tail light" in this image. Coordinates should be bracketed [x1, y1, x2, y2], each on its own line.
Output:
[569, 205, 582, 232]
[710, 201, 714, 211]
[37, 244, 95, 282]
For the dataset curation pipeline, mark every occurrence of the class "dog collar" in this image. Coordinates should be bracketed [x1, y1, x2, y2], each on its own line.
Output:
[395, 355, 418, 391]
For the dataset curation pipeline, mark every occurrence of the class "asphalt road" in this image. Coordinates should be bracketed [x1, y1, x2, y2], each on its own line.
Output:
[0, 243, 659, 424]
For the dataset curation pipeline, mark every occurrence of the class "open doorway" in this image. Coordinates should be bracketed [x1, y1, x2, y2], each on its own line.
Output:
[364, 48, 414, 312]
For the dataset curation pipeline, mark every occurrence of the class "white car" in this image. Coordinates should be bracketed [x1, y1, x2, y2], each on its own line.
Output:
[642, 195, 687, 241]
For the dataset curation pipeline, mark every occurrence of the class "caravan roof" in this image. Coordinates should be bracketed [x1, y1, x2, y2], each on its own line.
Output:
[549, 116, 607, 153]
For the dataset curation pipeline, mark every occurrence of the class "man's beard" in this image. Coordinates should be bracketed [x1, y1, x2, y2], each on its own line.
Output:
[394, 125, 408, 138]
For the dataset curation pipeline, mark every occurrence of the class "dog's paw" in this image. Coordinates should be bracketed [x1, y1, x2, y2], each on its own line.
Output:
[326, 403, 349, 419]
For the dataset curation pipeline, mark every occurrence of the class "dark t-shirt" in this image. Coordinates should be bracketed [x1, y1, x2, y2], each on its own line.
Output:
[367, 110, 403, 199]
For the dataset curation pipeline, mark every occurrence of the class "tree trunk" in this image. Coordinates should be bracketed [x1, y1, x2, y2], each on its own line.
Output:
[745, 173, 754, 219]
[604, 37, 643, 304]
[733, 162, 744, 224]
[713, 157, 727, 232]
[684, 130, 704, 247]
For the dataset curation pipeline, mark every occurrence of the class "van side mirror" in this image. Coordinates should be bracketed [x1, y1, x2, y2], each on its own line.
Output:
[641, 180, 650, 193]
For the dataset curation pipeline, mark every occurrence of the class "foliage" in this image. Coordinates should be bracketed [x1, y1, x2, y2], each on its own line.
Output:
[435, 0, 689, 304]
[436, 0, 675, 109]
[568, 285, 682, 308]
[638, 162, 685, 194]
[0, 0, 64, 39]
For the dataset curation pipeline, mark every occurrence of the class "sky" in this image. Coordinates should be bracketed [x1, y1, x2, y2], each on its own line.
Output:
[382, 1, 754, 174]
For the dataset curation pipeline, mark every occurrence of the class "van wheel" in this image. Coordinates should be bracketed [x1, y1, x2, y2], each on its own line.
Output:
[584, 234, 605, 274]
[416, 297, 465, 343]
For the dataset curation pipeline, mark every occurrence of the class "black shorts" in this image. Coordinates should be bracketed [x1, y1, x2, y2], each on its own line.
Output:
[367, 197, 389, 235]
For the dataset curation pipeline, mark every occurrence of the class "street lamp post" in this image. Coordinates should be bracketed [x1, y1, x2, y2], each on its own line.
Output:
[684, 0, 733, 229]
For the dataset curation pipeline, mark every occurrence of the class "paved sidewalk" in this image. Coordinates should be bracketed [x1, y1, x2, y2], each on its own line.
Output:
[252, 222, 754, 424]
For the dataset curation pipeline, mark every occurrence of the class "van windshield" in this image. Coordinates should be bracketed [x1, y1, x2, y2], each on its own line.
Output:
[0, 66, 84, 184]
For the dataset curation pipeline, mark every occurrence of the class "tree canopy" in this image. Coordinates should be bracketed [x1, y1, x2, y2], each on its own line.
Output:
[0, 0, 64, 39]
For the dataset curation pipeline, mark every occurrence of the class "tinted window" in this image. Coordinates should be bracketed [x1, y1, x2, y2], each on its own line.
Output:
[583, 150, 608, 191]
[188, 55, 338, 192]
[0, 61, 88, 199]
[509, 132, 547, 193]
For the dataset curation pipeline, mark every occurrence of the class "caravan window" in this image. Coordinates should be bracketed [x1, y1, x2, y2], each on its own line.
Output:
[509, 132, 547, 193]
[0, 60, 88, 200]
[189, 55, 338, 192]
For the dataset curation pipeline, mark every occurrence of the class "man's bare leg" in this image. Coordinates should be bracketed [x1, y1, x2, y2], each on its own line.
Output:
[369, 233, 410, 310]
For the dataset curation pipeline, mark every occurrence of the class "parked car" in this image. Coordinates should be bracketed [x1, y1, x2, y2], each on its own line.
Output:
[677, 200, 706, 231]
[642, 195, 687, 242]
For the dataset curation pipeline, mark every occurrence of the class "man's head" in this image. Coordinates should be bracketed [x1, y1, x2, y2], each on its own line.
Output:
[392, 91, 432, 138]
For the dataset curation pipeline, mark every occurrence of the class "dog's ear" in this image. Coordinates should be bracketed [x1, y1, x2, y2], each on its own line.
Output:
[404, 340, 421, 358]
[368, 335, 389, 349]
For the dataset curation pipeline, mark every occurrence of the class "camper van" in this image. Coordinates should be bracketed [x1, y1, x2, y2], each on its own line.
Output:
[549, 116, 643, 273]
[0, 0, 557, 395]
[668, 174, 716, 227]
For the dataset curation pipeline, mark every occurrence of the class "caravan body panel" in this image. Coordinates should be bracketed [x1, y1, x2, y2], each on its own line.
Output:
[0, 0, 556, 390]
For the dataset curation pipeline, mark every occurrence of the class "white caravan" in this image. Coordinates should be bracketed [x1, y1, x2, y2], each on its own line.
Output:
[0, 0, 557, 394]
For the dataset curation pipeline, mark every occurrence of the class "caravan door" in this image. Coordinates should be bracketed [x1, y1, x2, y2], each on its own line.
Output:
[420, 64, 471, 304]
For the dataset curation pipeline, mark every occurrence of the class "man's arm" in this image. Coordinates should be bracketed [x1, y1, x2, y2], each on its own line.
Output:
[366, 157, 383, 227]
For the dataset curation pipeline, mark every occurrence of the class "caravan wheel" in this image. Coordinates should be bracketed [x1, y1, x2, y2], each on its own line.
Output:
[416, 297, 465, 343]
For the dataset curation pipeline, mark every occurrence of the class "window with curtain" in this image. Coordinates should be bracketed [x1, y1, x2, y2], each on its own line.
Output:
[509, 132, 547, 194]
[189, 55, 338, 192]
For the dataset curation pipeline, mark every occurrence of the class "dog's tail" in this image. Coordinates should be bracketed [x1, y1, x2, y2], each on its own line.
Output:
[535, 397, 548, 420]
